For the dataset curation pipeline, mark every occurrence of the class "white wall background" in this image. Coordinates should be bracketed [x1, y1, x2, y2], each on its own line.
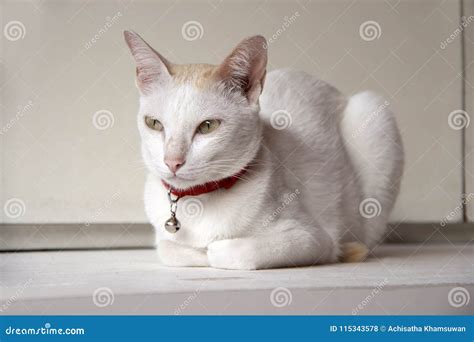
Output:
[1, 0, 469, 225]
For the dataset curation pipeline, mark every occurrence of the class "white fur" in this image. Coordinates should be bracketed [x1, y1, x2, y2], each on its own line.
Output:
[126, 33, 404, 270]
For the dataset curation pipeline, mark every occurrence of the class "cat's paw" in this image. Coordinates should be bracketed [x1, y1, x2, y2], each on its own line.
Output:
[207, 239, 261, 270]
[158, 240, 209, 267]
[157, 240, 184, 266]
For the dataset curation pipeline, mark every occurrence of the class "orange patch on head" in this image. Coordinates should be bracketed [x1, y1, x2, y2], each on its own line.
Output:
[168, 64, 220, 89]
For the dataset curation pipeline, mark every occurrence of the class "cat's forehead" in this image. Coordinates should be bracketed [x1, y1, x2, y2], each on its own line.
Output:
[140, 76, 226, 120]
[139, 63, 239, 119]
[168, 63, 219, 89]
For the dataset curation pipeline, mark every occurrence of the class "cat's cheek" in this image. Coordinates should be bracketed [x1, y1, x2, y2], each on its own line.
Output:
[141, 144, 155, 172]
[142, 143, 165, 175]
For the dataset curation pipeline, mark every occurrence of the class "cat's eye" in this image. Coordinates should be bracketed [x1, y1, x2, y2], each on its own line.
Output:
[197, 119, 220, 134]
[145, 116, 163, 131]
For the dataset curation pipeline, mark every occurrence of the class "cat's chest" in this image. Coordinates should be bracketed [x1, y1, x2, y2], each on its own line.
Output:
[145, 174, 265, 248]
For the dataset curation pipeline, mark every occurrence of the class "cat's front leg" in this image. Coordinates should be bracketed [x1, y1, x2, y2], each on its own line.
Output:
[207, 221, 337, 270]
[158, 240, 209, 267]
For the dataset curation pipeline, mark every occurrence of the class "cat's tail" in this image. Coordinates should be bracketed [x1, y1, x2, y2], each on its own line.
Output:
[340, 91, 404, 247]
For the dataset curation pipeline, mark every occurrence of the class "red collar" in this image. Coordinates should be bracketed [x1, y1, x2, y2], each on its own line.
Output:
[162, 169, 247, 197]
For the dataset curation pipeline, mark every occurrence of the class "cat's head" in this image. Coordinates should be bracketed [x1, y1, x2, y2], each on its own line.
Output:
[124, 31, 267, 189]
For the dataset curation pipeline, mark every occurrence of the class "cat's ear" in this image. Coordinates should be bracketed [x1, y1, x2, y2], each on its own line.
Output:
[123, 30, 172, 94]
[217, 35, 268, 104]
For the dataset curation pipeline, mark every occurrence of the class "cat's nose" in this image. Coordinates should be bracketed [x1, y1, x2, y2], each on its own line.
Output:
[164, 157, 186, 174]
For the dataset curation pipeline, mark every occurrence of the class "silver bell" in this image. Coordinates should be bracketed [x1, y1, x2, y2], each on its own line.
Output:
[164, 215, 180, 233]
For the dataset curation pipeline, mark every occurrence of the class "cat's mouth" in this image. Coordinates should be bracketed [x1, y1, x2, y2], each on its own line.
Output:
[164, 174, 194, 181]
[163, 173, 199, 184]
[162, 174, 209, 191]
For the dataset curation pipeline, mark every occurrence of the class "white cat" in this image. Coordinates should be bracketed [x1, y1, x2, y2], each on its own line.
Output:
[124, 31, 404, 270]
